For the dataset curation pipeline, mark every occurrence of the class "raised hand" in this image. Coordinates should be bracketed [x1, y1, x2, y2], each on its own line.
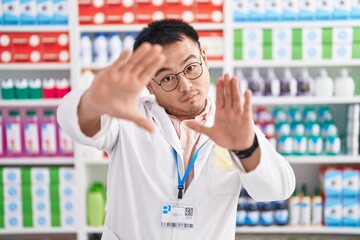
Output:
[186, 73, 255, 151]
[81, 43, 165, 132]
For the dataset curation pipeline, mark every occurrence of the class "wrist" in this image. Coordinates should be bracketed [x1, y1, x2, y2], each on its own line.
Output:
[232, 135, 259, 159]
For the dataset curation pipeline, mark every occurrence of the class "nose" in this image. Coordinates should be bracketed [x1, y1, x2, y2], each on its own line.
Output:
[177, 74, 193, 92]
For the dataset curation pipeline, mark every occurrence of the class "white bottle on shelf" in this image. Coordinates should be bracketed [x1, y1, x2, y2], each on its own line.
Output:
[235, 69, 248, 95]
[248, 68, 264, 96]
[264, 68, 280, 96]
[108, 32, 123, 63]
[280, 68, 297, 96]
[93, 32, 108, 65]
[123, 33, 135, 50]
[334, 68, 354, 97]
[315, 68, 333, 97]
[80, 33, 93, 65]
[297, 68, 314, 96]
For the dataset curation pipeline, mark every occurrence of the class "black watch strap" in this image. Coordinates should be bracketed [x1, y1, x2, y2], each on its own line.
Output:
[232, 135, 259, 159]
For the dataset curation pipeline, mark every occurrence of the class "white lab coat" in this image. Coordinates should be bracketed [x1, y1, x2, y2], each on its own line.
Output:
[57, 89, 295, 240]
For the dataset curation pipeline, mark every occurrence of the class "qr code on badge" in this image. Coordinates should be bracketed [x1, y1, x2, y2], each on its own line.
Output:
[185, 207, 193, 217]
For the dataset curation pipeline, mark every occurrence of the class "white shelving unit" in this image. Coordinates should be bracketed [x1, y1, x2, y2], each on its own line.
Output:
[1, 1, 360, 240]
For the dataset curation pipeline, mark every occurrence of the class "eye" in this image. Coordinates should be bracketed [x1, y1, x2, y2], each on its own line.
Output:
[161, 75, 176, 83]
[186, 63, 197, 72]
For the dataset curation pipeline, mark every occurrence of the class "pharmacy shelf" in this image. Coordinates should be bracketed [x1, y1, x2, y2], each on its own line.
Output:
[233, 60, 360, 68]
[233, 20, 360, 29]
[0, 25, 69, 32]
[252, 96, 360, 106]
[81, 60, 223, 70]
[0, 157, 74, 166]
[0, 228, 76, 235]
[236, 226, 360, 235]
[78, 23, 223, 32]
[286, 155, 360, 164]
[0, 99, 61, 107]
[85, 159, 109, 165]
[0, 63, 71, 70]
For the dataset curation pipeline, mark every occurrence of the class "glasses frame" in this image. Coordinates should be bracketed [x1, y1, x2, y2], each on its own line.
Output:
[152, 54, 203, 92]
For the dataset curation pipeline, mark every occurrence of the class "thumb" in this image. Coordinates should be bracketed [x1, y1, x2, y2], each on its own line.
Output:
[186, 121, 212, 136]
[131, 114, 155, 132]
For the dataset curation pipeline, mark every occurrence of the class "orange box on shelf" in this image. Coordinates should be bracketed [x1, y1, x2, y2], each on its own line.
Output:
[194, 0, 223, 23]
[198, 30, 223, 60]
[78, 2, 107, 25]
[164, 3, 195, 23]
[41, 32, 70, 63]
[11, 33, 42, 63]
[0, 33, 13, 63]
[105, 3, 136, 24]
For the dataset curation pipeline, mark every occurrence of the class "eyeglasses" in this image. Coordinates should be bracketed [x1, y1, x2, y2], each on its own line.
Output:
[152, 56, 203, 92]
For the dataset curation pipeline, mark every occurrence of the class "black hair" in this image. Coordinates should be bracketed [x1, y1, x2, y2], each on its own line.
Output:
[133, 19, 200, 51]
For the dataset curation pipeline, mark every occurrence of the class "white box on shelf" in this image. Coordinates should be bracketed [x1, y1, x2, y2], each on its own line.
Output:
[61, 199, 75, 215]
[273, 43, 291, 60]
[243, 44, 262, 61]
[32, 184, 50, 200]
[316, 0, 333, 19]
[3, 168, 21, 184]
[243, 28, 263, 44]
[342, 198, 359, 227]
[59, 167, 75, 184]
[33, 214, 51, 228]
[59, 183, 75, 200]
[324, 168, 343, 198]
[37, 0, 53, 24]
[334, 0, 351, 19]
[342, 168, 359, 198]
[273, 28, 291, 43]
[303, 44, 321, 60]
[3, 0, 21, 24]
[248, 0, 266, 21]
[233, 0, 249, 21]
[33, 198, 50, 215]
[333, 27, 353, 43]
[282, 0, 299, 20]
[4, 199, 22, 215]
[31, 168, 50, 184]
[299, 0, 317, 20]
[265, 0, 282, 20]
[4, 185, 22, 199]
[5, 214, 23, 229]
[333, 44, 352, 59]
[303, 28, 322, 43]
[20, 0, 37, 24]
[53, 0, 68, 24]
[325, 198, 343, 226]
[352, 0, 360, 18]
[61, 214, 76, 227]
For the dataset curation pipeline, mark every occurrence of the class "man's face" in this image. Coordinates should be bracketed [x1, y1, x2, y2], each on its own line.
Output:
[147, 37, 210, 120]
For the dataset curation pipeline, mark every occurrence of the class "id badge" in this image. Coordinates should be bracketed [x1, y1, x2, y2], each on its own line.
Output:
[161, 202, 196, 228]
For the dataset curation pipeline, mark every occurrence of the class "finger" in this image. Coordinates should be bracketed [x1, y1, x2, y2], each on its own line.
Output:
[129, 113, 155, 132]
[123, 43, 153, 72]
[243, 89, 253, 118]
[186, 121, 212, 137]
[231, 76, 242, 111]
[215, 77, 225, 109]
[138, 45, 166, 81]
[223, 73, 232, 109]
[112, 49, 133, 67]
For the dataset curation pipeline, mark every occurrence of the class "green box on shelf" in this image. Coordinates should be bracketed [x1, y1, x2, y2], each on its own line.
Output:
[0, 201, 4, 228]
[292, 45, 302, 60]
[354, 77, 360, 95]
[352, 42, 360, 59]
[21, 167, 31, 184]
[322, 44, 332, 59]
[51, 212, 61, 227]
[233, 29, 242, 44]
[263, 29, 272, 44]
[292, 28, 302, 44]
[50, 185, 60, 200]
[263, 44, 272, 60]
[23, 214, 33, 228]
[234, 46, 243, 60]
[353, 27, 360, 42]
[50, 167, 59, 184]
[322, 28, 333, 44]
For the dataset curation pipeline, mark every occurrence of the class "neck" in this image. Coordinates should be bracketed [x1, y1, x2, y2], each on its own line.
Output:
[173, 100, 207, 121]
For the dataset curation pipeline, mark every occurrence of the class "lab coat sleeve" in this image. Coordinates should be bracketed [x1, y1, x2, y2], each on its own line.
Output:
[230, 126, 296, 202]
[56, 89, 120, 152]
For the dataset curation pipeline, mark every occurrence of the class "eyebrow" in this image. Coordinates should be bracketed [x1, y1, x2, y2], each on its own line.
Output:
[154, 54, 198, 77]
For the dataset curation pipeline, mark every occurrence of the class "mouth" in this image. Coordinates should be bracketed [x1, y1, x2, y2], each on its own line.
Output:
[182, 92, 199, 102]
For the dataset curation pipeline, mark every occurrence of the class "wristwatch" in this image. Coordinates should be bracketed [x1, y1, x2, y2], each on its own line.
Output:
[232, 135, 259, 159]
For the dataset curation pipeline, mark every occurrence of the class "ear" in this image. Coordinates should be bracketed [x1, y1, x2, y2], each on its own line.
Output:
[146, 82, 155, 94]
[200, 47, 209, 70]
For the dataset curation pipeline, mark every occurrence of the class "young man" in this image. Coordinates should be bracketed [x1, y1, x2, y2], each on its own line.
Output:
[57, 19, 295, 240]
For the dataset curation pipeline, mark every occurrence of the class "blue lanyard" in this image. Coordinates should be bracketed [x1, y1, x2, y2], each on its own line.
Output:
[173, 146, 202, 199]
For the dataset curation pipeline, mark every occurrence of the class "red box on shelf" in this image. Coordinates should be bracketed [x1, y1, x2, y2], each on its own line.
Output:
[12, 33, 42, 63]
[105, 3, 136, 24]
[195, 1, 223, 23]
[0, 33, 13, 63]
[41, 32, 70, 63]
[78, 2, 107, 25]
[164, 3, 195, 23]
[198, 30, 223, 60]
[136, 2, 160, 24]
